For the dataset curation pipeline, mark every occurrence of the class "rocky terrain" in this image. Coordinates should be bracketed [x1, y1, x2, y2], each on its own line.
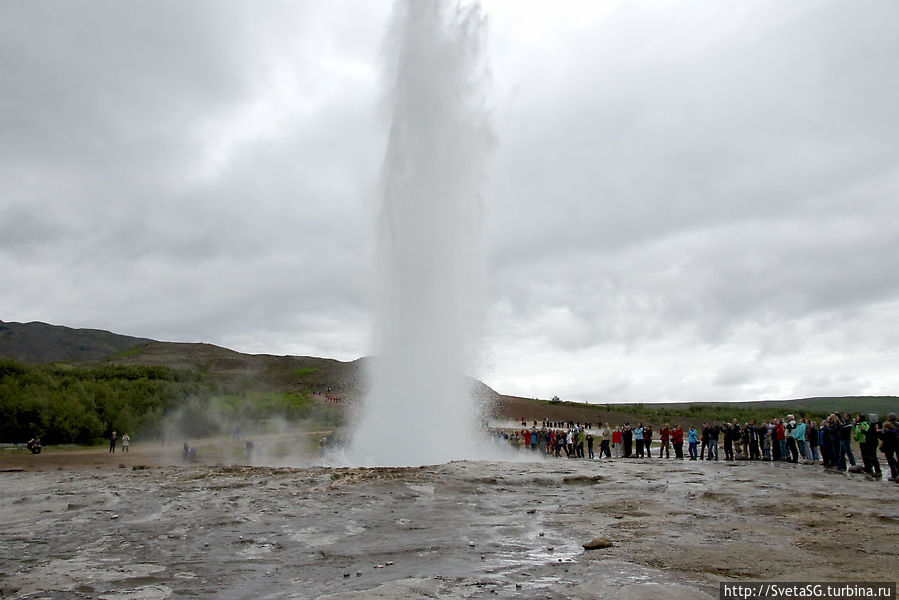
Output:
[1, 447, 897, 599]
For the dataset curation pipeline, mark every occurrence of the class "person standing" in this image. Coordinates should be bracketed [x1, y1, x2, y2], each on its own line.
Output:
[837, 414, 857, 470]
[731, 420, 742, 457]
[612, 426, 622, 458]
[699, 423, 709, 461]
[748, 421, 761, 461]
[723, 423, 734, 461]
[761, 422, 776, 460]
[622, 424, 633, 458]
[794, 419, 809, 461]
[576, 427, 586, 458]
[855, 414, 882, 478]
[879, 413, 898, 481]
[634, 423, 644, 458]
[586, 433, 594, 459]
[818, 416, 839, 469]
[707, 423, 720, 461]
[768, 421, 780, 461]
[776, 420, 787, 461]
[687, 426, 699, 460]
[785, 418, 799, 463]
[643, 425, 653, 458]
[807, 420, 820, 461]
[672, 425, 685, 459]
[109, 430, 117, 453]
[659, 424, 671, 459]
[824, 416, 841, 468]
[121, 432, 131, 453]
[600, 423, 612, 458]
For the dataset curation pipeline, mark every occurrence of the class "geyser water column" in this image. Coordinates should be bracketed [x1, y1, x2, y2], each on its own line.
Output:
[351, 1, 493, 466]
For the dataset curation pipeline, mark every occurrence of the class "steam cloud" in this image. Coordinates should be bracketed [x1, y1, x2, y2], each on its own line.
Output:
[350, 1, 495, 465]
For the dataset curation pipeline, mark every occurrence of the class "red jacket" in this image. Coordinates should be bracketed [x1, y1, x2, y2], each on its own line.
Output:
[612, 430, 622, 444]
[671, 429, 684, 444]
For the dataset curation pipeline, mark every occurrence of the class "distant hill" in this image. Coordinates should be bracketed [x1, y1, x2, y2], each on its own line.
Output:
[93, 340, 367, 395]
[645, 397, 899, 417]
[494, 396, 899, 429]
[0, 319, 153, 363]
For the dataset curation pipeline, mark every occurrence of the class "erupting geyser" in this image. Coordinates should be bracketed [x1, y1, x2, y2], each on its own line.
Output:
[350, 1, 493, 466]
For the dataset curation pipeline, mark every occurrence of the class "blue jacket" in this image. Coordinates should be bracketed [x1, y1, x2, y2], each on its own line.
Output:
[688, 429, 699, 443]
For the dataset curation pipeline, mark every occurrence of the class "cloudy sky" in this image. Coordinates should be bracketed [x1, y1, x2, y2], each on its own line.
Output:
[3, 0, 898, 403]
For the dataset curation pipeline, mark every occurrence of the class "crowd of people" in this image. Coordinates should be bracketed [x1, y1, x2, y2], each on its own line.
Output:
[501, 412, 899, 482]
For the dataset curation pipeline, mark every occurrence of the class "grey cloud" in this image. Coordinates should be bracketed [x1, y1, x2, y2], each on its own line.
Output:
[3, 1, 898, 402]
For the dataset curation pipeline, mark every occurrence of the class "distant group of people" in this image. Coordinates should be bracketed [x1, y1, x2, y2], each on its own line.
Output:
[503, 412, 899, 481]
[108, 430, 130, 453]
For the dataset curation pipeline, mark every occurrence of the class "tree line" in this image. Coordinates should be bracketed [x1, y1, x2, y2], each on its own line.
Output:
[0, 359, 344, 445]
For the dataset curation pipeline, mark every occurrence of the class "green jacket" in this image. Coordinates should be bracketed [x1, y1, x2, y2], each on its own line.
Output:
[854, 421, 869, 444]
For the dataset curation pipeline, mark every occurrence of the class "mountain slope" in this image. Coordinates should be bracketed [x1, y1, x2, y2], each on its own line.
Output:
[0, 319, 153, 363]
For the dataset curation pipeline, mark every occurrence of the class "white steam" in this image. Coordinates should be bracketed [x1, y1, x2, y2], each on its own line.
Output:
[349, 1, 494, 466]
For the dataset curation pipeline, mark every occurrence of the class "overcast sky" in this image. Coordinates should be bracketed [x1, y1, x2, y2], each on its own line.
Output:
[3, 0, 898, 403]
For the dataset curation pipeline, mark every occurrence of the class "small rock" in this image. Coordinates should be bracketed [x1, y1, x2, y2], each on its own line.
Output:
[582, 537, 614, 550]
[110, 514, 119, 520]
[546, 546, 554, 551]
[526, 509, 536, 514]
[356, 571, 362, 577]
[343, 573, 350, 578]
[516, 584, 522, 590]
[385, 561, 393, 566]
[538, 532, 544, 537]
[374, 564, 384, 569]
[469, 542, 476, 547]
[480, 555, 485, 560]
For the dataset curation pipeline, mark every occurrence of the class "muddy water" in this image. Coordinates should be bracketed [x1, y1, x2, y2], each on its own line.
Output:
[1, 458, 897, 599]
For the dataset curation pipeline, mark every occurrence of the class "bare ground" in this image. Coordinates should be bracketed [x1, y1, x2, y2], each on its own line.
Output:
[1, 446, 897, 599]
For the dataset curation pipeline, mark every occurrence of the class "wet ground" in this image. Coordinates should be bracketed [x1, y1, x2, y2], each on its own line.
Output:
[1, 449, 897, 599]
